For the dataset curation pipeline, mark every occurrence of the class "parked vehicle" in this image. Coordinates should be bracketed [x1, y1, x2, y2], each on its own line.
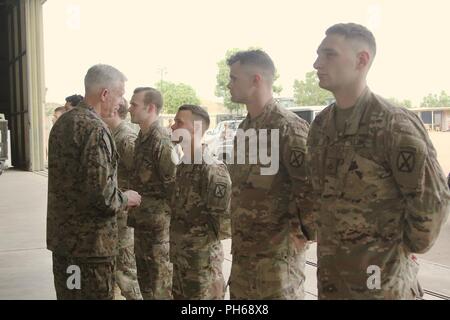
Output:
[205, 119, 243, 162]
[286, 105, 326, 124]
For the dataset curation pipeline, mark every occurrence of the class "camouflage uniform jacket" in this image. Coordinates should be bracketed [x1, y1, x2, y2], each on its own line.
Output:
[47, 101, 127, 257]
[112, 121, 137, 248]
[307, 88, 450, 299]
[170, 152, 231, 267]
[129, 121, 176, 236]
[228, 99, 315, 257]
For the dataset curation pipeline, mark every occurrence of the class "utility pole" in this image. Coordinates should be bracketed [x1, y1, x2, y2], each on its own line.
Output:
[157, 67, 167, 92]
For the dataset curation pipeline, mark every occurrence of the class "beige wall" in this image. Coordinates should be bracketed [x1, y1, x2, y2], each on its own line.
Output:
[444, 111, 450, 131]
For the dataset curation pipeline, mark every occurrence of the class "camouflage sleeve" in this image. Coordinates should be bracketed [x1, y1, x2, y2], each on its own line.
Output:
[116, 132, 136, 172]
[447, 172, 450, 189]
[282, 120, 316, 241]
[305, 120, 321, 240]
[82, 127, 127, 216]
[170, 168, 180, 212]
[387, 111, 450, 253]
[155, 137, 177, 198]
[205, 164, 232, 240]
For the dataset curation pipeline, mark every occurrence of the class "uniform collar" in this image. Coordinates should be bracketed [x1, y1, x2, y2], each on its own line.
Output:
[112, 121, 127, 136]
[179, 144, 215, 168]
[77, 100, 109, 130]
[244, 98, 276, 128]
[138, 120, 160, 142]
[78, 100, 96, 113]
[325, 87, 372, 139]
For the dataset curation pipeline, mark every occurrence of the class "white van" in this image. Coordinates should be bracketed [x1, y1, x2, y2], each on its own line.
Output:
[286, 105, 327, 124]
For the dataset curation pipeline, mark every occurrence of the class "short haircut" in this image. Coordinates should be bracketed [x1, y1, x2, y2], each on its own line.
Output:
[54, 106, 66, 114]
[117, 98, 128, 120]
[65, 94, 83, 107]
[326, 23, 377, 57]
[227, 49, 276, 83]
[84, 64, 127, 94]
[178, 104, 210, 131]
[133, 87, 163, 114]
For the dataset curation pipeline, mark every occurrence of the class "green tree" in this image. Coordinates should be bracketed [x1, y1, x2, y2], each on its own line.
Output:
[156, 80, 201, 114]
[420, 91, 450, 108]
[293, 71, 333, 106]
[215, 48, 282, 114]
[387, 97, 412, 108]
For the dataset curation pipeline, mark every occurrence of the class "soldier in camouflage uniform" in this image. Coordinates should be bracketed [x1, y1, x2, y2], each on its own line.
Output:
[128, 87, 177, 299]
[226, 50, 315, 299]
[308, 23, 450, 299]
[170, 104, 231, 300]
[47, 64, 142, 300]
[103, 99, 142, 300]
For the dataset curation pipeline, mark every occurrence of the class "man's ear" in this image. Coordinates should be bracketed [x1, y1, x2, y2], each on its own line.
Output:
[357, 50, 371, 69]
[100, 88, 109, 102]
[147, 103, 157, 114]
[253, 73, 262, 86]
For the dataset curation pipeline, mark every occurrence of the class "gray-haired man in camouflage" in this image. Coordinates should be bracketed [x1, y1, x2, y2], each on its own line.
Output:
[47, 64, 142, 300]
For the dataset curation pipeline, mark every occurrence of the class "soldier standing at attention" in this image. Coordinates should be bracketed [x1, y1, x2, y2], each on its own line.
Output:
[128, 87, 177, 299]
[47, 64, 142, 300]
[307, 23, 450, 299]
[170, 104, 231, 299]
[226, 50, 315, 299]
[103, 98, 142, 300]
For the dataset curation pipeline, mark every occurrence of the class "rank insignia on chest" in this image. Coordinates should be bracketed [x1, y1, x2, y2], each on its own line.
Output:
[214, 183, 227, 198]
[290, 149, 305, 168]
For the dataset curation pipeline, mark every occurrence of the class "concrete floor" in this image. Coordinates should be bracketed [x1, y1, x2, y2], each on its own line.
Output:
[0, 169, 449, 300]
[0, 170, 54, 299]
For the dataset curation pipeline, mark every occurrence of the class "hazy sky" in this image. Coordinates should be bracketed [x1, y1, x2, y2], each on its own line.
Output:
[43, 0, 450, 106]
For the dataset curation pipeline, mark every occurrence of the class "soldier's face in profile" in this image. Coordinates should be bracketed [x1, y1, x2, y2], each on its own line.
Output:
[171, 110, 197, 151]
[228, 61, 253, 104]
[129, 91, 148, 124]
[172, 110, 194, 134]
[101, 81, 125, 119]
[313, 34, 360, 93]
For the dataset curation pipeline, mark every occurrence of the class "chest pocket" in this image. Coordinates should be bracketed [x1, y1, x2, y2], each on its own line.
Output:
[340, 136, 398, 201]
[137, 146, 154, 183]
[245, 165, 276, 192]
[175, 169, 201, 210]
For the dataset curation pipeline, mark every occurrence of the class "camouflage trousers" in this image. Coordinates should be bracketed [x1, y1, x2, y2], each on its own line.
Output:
[114, 245, 143, 300]
[317, 253, 424, 300]
[229, 251, 306, 300]
[52, 253, 115, 300]
[134, 230, 173, 300]
[172, 241, 225, 300]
